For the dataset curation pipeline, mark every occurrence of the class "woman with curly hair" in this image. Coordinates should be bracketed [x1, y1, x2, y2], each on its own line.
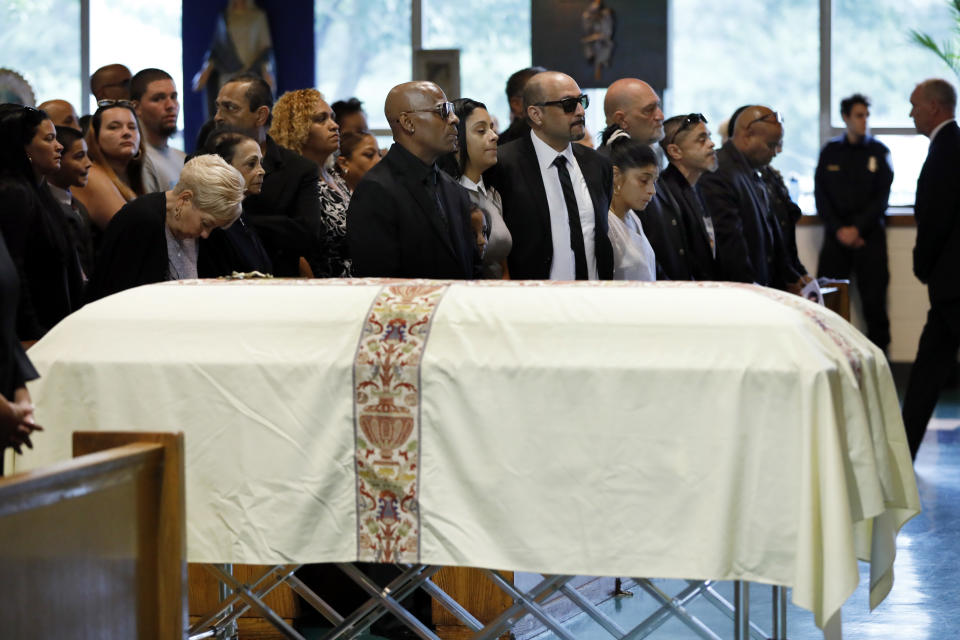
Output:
[269, 88, 350, 277]
[73, 100, 147, 229]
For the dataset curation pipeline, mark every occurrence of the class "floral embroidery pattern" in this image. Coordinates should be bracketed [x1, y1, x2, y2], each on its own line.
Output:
[353, 283, 448, 562]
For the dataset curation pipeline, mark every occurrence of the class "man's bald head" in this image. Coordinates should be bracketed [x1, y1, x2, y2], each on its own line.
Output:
[523, 72, 587, 150]
[38, 99, 80, 130]
[732, 105, 783, 168]
[91, 64, 132, 101]
[384, 81, 459, 164]
[602, 78, 664, 144]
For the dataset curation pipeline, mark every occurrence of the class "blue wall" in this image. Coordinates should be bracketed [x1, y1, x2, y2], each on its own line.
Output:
[181, 0, 315, 152]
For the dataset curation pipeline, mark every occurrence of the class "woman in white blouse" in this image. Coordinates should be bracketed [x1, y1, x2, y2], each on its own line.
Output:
[606, 137, 659, 281]
[440, 99, 512, 279]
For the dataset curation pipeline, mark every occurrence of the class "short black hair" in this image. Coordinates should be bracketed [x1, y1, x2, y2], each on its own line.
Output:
[506, 66, 546, 101]
[130, 68, 173, 102]
[203, 126, 256, 165]
[331, 97, 364, 123]
[55, 124, 85, 149]
[607, 136, 658, 172]
[840, 93, 870, 117]
[225, 71, 274, 125]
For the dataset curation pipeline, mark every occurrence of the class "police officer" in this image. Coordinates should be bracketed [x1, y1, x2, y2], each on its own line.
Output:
[815, 93, 894, 351]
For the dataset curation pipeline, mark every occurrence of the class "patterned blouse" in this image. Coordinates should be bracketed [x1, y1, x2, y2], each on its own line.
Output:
[316, 170, 351, 277]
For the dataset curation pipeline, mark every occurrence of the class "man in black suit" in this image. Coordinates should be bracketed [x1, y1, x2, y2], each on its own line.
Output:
[346, 81, 477, 279]
[901, 78, 960, 460]
[647, 113, 719, 280]
[699, 106, 802, 292]
[487, 71, 613, 280]
[214, 72, 321, 276]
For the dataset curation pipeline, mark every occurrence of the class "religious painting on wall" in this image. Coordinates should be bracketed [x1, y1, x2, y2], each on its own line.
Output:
[532, 0, 667, 92]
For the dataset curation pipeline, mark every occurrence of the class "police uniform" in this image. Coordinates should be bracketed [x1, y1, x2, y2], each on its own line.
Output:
[814, 134, 893, 350]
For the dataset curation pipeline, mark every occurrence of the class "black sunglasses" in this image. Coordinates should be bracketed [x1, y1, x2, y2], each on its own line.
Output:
[536, 94, 589, 113]
[668, 113, 708, 146]
[97, 99, 136, 110]
[746, 111, 784, 128]
[402, 101, 455, 121]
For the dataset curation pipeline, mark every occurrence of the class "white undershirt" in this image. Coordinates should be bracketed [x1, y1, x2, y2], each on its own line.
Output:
[529, 129, 598, 280]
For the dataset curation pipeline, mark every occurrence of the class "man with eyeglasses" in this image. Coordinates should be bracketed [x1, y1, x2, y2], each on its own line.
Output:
[487, 71, 613, 280]
[213, 71, 321, 277]
[814, 93, 893, 352]
[601, 78, 665, 146]
[699, 106, 803, 292]
[346, 81, 478, 279]
[639, 113, 719, 281]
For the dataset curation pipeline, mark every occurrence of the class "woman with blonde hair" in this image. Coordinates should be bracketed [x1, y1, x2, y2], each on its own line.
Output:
[270, 88, 350, 277]
[87, 154, 245, 300]
[73, 100, 147, 229]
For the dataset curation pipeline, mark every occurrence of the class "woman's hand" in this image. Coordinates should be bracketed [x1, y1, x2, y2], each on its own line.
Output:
[1, 388, 43, 454]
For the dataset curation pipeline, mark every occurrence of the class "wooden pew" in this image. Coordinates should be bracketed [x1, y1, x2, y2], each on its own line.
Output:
[0, 431, 185, 639]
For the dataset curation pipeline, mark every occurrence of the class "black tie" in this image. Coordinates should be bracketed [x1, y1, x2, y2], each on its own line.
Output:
[552, 155, 588, 279]
[428, 168, 448, 230]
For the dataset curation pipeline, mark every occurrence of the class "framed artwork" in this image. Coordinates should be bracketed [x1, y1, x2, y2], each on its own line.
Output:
[413, 49, 461, 100]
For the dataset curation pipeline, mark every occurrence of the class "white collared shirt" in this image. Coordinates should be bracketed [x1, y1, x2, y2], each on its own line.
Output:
[529, 129, 598, 280]
[929, 118, 956, 144]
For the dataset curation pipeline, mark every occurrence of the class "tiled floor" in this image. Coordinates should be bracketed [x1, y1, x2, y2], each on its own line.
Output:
[531, 391, 960, 640]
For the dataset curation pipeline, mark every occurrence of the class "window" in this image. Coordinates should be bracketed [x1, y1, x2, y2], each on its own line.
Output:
[422, 0, 531, 129]
[315, 0, 411, 132]
[0, 0, 82, 108]
[670, 0, 820, 210]
[89, 0, 183, 144]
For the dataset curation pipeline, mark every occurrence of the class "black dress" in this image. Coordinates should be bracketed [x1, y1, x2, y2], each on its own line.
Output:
[0, 227, 39, 474]
[0, 175, 84, 339]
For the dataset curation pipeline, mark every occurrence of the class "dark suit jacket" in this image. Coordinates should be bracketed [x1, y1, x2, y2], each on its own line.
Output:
[486, 133, 614, 280]
[346, 143, 477, 279]
[87, 192, 168, 302]
[643, 163, 717, 280]
[914, 120, 960, 303]
[242, 136, 321, 277]
[698, 141, 797, 288]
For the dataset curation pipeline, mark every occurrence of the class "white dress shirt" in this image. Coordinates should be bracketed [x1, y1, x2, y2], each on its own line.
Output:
[529, 129, 598, 280]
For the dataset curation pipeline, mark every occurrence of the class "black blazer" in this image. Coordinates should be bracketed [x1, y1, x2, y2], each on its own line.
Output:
[698, 141, 797, 288]
[346, 143, 477, 279]
[87, 192, 168, 301]
[242, 136, 321, 277]
[487, 133, 614, 280]
[644, 163, 717, 281]
[914, 120, 960, 302]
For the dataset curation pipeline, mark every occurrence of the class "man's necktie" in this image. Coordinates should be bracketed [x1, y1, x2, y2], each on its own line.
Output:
[552, 155, 588, 279]
[429, 168, 449, 230]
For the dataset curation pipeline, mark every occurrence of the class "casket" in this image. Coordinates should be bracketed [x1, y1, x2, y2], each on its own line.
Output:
[18, 278, 920, 634]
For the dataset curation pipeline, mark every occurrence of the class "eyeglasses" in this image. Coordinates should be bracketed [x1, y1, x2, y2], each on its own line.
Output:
[536, 94, 590, 113]
[402, 101, 455, 121]
[668, 113, 707, 146]
[97, 99, 136, 110]
[745, 111, 784, 129]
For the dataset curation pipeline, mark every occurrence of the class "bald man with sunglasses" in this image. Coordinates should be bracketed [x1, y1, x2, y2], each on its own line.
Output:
[699, 106, 803, 292]
[346, 81, 478, 279]
[487, 71, 614, 280]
